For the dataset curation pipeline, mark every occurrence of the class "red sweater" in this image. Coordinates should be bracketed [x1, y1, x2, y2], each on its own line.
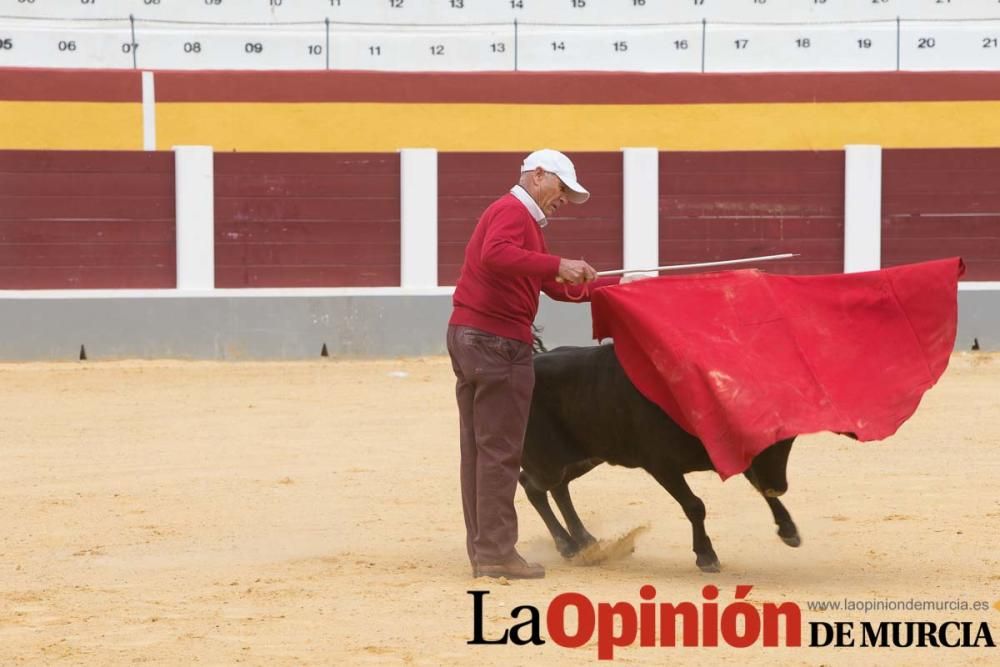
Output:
[449, 192, 619, 343]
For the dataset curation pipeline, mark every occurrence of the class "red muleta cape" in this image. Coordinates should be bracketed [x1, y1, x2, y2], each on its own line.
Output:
[591, 257, 964, 479]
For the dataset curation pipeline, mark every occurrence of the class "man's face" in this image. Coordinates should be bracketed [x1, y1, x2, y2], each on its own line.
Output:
[531, 168, 570, 217]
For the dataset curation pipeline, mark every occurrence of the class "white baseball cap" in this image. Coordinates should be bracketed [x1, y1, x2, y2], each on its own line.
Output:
[520, 149, 590, 204]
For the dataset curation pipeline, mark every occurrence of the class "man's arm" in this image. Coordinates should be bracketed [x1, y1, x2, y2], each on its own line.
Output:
[480, 208, 561, 278]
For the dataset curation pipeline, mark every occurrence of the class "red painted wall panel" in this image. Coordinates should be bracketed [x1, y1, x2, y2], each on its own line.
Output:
[214, 152, 400, 287]
[437, 152, 624, 286]
[0, 150, 175, 289]
[149, 70, 1000, 105]
[0, 151, 171, 172]
[6, 147, 995, 290]
[659, 151, 845, 275]
[883, 148, 1000, 280]
[2, 196, 175, 220]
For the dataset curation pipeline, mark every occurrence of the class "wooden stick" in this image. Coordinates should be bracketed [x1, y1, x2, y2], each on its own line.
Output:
[596, 253, 799, 277]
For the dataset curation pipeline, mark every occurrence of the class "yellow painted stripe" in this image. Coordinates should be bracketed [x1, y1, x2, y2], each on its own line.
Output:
[0, 102, 143, 151]
[155, 101, 1000, 152]
[4, 100, 1000, 152]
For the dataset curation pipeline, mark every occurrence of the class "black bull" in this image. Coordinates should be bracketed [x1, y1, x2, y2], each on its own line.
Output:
[519, 343, 801, 572]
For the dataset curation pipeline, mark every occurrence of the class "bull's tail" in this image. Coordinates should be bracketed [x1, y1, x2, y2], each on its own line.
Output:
[531, 324, 548, 354]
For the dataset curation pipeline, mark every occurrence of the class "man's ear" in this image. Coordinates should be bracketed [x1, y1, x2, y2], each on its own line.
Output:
[533, 166, 547, 182]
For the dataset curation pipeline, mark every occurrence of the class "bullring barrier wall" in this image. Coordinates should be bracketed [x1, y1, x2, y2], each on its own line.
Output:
[0, 145, 997, 358]
[2, 68, 998, 358]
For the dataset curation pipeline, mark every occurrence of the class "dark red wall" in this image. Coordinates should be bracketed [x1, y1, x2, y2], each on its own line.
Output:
[659, 151, 845, 275]
[0, 150, 175, 288]
[6, 148, 1000, 290]
[214, 153, 400, 287]
[883, 148, 1000, 281]
[437, 152, 623, 286]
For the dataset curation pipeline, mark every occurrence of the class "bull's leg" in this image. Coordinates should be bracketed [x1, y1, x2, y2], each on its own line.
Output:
[550, 483, 597, 549]
[743, 471, 801, 547]
[765, 496, 802, 548]
[649, 468, 720, 573]
[519, 472, 580, 558]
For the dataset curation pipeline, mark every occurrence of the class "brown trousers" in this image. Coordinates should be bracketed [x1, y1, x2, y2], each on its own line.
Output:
[446, 325, 535, 566]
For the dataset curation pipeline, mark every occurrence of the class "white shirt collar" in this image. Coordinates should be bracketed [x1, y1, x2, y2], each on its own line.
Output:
[509, 184, 547, 228]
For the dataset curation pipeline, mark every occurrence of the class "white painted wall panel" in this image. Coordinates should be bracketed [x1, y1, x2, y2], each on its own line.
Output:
[134, 25, 326, 70]
[705, 22, 897, 73]
[3, 0, 1000, 71]
[900, 20, 1000, 71]
[517, 24, 702, 72]
[174, 145, 215, 291]
[0, 21, 133, 69]
[330, 24, 515, 71]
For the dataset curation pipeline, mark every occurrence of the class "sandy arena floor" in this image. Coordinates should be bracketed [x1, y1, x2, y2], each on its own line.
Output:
[1, 353, 998, 665]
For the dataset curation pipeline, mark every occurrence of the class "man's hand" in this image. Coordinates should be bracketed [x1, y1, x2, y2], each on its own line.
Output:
[557, 258, 598, 285]
[620, 272, 656, 284]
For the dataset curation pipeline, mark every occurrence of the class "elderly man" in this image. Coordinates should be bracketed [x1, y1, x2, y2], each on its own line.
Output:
[446, 149, 623, 579]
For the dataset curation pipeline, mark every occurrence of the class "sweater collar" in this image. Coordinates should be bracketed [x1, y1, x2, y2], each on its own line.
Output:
[509, 185, 548, 228]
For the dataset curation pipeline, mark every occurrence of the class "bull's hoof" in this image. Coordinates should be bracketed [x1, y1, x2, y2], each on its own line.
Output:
[696, 554, 721, 573]
[778, 533, 802, 547]
[763, 488, 786, 498]
[555, 537, 581, 559]
[777, 522, 801, 547]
